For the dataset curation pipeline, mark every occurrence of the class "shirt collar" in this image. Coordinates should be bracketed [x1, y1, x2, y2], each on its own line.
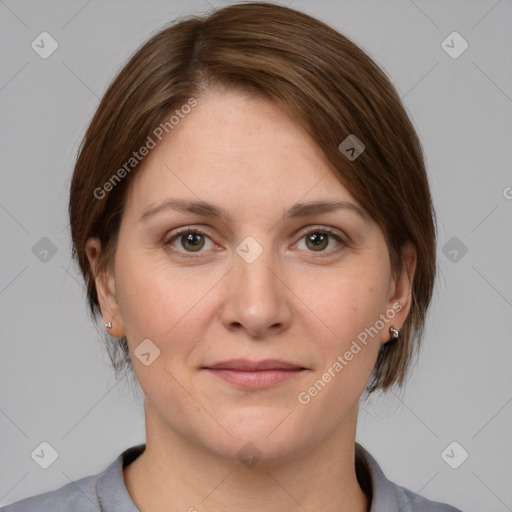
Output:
[356, 442, 404, 511]
[95, 444, 145, 511]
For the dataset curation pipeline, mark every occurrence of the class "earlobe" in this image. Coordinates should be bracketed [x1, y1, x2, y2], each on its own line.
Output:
[85, 238, 126, 338]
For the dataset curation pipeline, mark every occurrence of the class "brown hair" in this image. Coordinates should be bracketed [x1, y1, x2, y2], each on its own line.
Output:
[69, 1, 436, 394]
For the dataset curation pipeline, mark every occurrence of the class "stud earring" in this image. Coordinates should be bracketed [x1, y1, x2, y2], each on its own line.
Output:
[104, 321, 112, 329]
[386, 327, 400, 346]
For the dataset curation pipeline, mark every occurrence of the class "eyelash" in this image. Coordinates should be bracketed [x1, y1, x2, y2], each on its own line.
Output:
[163, 226, 348, 260]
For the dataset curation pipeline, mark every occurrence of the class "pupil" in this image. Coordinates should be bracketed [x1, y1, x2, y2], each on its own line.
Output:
[184, 233, 204, 251]
[308, 233, 327, 250]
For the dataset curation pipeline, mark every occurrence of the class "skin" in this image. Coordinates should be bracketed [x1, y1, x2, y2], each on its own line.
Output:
[86, 88, 416, 512]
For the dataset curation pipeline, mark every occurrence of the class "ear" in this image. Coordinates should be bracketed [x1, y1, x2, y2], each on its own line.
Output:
[85, 238, 126, 338]
[382, 241, 417, 343]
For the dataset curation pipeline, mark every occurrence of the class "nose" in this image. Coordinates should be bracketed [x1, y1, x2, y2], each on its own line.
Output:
[220, 242, 293, 338]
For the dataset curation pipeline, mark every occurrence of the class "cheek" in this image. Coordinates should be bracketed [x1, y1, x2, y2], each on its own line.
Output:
[303, 264, 390, 344]
[114, 248, 222, 345]
[294, 264, 389, 398]
[295, 276, 384, 421]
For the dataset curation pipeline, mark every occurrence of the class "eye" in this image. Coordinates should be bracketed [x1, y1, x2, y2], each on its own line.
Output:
[164, 228, 216, 258]
[294, 227, 346, 256]
[164, 226, 347, 260]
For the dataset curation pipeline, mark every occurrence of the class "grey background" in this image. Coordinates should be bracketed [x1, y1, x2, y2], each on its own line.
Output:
[1, 0, 511, 510]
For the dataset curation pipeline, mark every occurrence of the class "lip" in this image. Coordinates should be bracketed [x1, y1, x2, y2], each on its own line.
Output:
[205, 359, 305, 371]
[203, 359, 307, 389]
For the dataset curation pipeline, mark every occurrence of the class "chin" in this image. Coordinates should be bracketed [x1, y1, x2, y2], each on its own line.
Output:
[197, 408, 309, 465]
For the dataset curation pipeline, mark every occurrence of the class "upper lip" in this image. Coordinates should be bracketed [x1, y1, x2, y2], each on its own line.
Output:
[203, 359, 305, 371]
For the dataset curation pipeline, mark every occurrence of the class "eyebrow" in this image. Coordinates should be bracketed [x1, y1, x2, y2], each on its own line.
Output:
[139, 198, 367, 223]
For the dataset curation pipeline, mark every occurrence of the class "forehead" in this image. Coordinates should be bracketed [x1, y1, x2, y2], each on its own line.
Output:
[124, 90, 360, 218]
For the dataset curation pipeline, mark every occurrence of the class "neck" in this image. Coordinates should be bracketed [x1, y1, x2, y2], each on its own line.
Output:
[123, 403, 369, 512]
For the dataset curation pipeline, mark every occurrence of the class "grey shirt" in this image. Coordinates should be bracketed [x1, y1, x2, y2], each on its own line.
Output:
[2, 443, 463, 511]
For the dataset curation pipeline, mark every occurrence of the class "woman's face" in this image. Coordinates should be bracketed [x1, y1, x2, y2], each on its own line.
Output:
[88, 89, 414, 463]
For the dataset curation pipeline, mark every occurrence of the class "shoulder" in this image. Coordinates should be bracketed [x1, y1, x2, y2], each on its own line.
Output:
[1, 444, 144, 512]
[1, 474, 100, 512]
[392, 481, 464, 512]
[355, 443, 464, 512]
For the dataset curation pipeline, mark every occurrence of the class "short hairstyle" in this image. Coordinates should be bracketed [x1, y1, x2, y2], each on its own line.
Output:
[69, 1, 437, 394]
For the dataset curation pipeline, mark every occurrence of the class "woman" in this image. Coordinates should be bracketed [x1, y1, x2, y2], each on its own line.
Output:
[3, 2, 463, 511]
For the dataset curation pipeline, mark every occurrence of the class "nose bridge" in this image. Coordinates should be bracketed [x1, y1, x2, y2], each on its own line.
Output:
[236, 235, 281, 306]
[222, 234, 291, 335]
[238, 239, 278, 293]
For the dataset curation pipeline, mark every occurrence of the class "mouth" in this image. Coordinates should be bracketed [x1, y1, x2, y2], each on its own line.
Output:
[202, 359, 307, 389]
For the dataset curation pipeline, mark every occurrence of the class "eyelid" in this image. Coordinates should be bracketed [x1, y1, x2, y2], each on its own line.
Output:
[295, 224, 349, 242]
[163, 225, 214, 245]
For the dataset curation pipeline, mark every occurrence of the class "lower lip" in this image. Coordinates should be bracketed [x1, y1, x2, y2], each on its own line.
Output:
[205, 368, 305, 389]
